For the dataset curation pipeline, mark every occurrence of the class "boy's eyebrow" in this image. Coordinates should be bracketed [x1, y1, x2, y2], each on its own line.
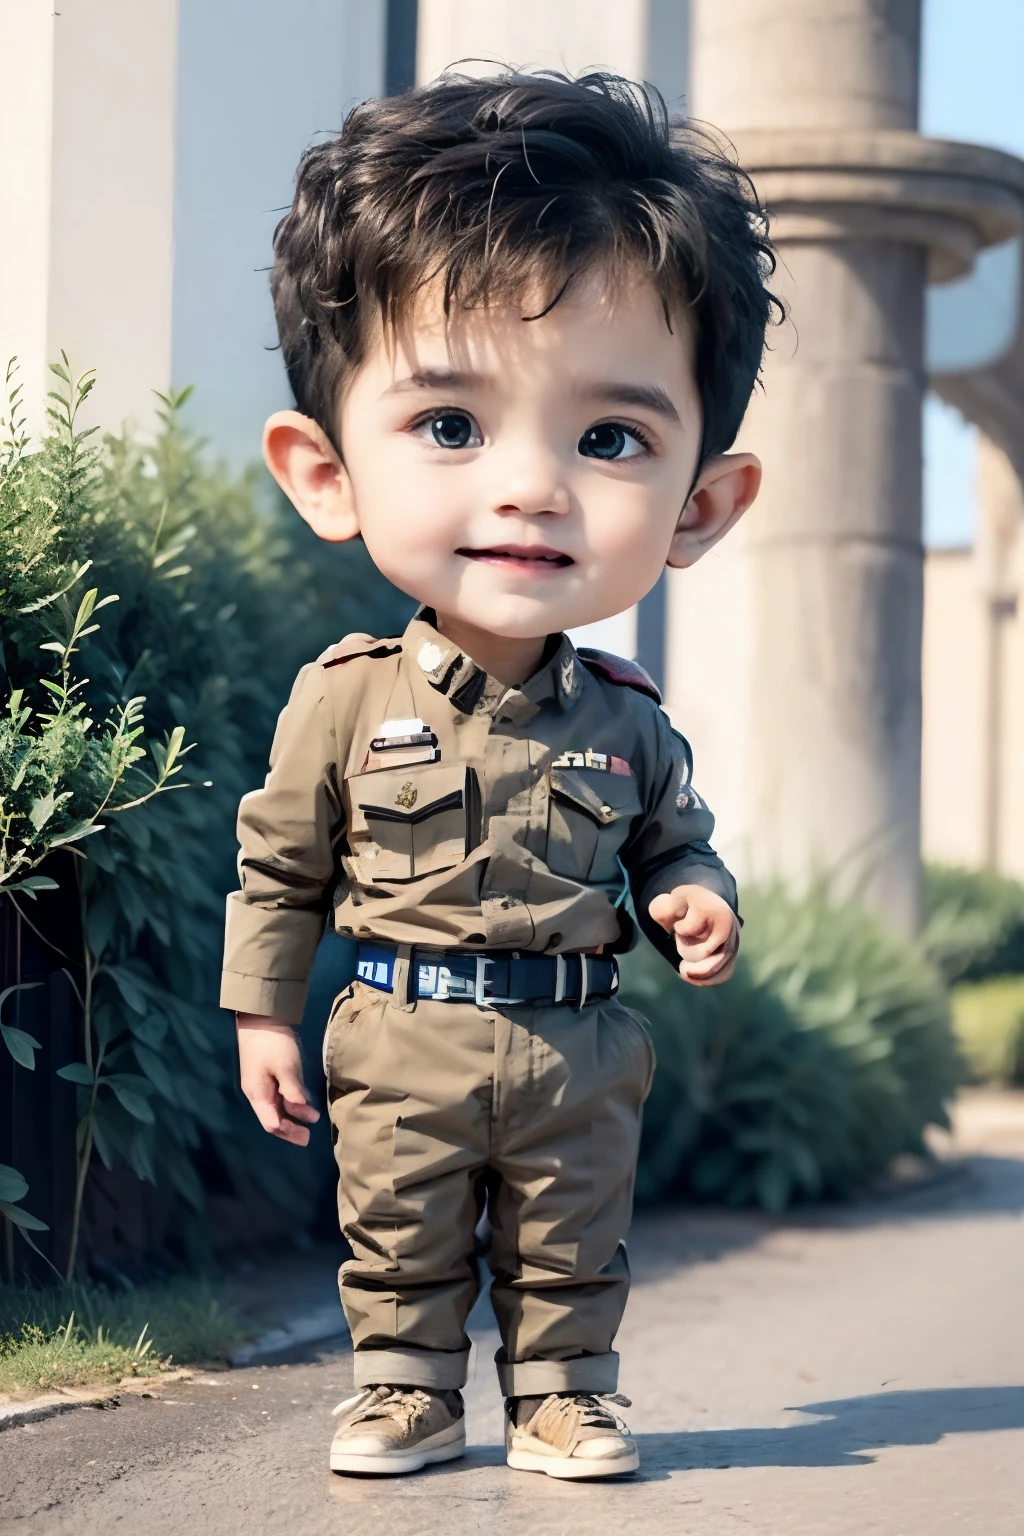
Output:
[580, 382, 681, 424]
[384, 367, 489, 395]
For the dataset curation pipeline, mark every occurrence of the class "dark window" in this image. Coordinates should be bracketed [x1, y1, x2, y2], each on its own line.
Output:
[385, 0, 418, 95]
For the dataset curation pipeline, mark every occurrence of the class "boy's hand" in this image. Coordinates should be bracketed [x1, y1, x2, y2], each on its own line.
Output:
[647, 886, 740, 986]
[236, 1015, 321, 1146]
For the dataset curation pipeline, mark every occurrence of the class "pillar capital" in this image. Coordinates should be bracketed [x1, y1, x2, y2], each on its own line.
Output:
[734, 129, 1024, 280]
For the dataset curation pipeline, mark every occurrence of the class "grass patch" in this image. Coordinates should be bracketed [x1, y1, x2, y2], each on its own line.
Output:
[0, 1277, 250, 1401]
[952, 976, 1024, 1084]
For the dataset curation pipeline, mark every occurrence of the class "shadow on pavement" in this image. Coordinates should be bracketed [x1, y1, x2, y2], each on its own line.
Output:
[630, 1386, 1024, 1477]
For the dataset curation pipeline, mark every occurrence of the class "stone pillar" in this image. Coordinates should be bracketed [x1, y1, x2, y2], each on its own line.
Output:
[681, 0, 1024, 930]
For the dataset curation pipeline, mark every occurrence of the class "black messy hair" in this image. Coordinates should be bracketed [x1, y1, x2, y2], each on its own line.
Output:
[271, 69, 780, 463]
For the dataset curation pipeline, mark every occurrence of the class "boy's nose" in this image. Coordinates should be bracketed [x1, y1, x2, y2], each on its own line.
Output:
[490, 456, 572, 518]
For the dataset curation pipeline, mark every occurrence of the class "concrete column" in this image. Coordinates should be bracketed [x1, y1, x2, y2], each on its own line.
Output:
[677, 0, 1024, 930]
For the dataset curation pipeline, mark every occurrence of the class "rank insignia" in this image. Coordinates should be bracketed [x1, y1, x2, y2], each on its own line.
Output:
[676, 781, 704, 812]
[560, 654, 576, 696]
[417, 641, 453, 682]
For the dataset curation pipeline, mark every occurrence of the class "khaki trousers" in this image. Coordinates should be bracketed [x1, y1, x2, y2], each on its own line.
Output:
[324, 979, 655, 1396]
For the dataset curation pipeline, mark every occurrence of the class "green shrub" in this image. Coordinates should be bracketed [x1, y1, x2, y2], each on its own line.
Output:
[627, 883, 963, 1209]
[923, 863, 1024, 984]
[951, 977, 1024, 1084]
[1, 360, 411, 1276]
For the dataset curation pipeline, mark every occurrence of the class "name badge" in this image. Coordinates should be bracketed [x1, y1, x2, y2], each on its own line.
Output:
[362, 717, 439, 773]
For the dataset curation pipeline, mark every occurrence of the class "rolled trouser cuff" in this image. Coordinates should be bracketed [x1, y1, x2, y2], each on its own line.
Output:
[496, 1351, 619, 1397]
[352, 1346, 470, 1390]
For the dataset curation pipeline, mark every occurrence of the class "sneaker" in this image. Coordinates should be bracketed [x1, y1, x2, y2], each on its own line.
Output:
[505, 1392, 639, 1479]
[330, 1385, 466, 1475]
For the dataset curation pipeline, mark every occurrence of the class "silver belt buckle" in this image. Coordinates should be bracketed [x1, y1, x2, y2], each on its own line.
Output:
[474, 955, 492, 1006]
[474, 953, 527, 1007]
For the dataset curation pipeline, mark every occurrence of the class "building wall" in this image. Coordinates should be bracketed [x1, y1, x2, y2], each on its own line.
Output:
[921, 545, 1024, 879]
[0, 0, 179, 439]
[417, 0, 689, 107]
[0, 0, 387, 459]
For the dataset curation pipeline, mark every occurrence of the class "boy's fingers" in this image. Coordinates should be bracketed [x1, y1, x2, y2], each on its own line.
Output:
[677, 911, 736, 962]
[272, 1117, 313, 1147]
[674, 911, 713, 947]
[648, 892, 687, 931]
[281, 1096, 320, 1125]
[681, 949, 739, 986]
[244, 1079, 286, 1136]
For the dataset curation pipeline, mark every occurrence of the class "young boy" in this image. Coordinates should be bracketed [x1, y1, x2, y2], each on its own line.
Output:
[221, 70, 775, 1480]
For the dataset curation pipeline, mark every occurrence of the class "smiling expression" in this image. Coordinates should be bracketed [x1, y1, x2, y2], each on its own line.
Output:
[332, 271, 706, 643]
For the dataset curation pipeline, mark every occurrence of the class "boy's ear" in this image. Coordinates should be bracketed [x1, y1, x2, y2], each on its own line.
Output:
[667, 452, 761, 569]
[262, 410, 359, 543]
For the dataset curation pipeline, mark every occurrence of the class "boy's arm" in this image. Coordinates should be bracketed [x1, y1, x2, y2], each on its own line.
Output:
[221, 662, 344, 1025]
[623, 709, 740, 983]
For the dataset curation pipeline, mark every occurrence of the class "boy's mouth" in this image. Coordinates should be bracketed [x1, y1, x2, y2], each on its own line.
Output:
[457, 544, 574, 571]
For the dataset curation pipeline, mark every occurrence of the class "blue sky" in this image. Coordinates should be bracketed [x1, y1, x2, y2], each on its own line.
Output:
[922, 0, 1024, 546]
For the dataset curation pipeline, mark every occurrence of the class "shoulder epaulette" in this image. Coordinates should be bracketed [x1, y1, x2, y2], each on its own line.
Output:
[577, 647, 661, 704]
[318, 634, 402, 669]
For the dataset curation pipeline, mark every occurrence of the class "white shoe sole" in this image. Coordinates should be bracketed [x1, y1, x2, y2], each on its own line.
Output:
[507, 1444, 640, 1480]
[330, 1428, 466, 1476]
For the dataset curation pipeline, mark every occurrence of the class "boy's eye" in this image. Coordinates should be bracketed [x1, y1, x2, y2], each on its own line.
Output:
[420, 411, 482, 449]
[578, 423, 649, 461]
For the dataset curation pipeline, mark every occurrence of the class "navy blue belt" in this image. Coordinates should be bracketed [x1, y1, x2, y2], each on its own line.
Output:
[355, 943, 619, 1008]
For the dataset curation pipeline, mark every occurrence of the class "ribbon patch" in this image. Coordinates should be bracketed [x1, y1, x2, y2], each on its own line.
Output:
[551, 749, 633, 776]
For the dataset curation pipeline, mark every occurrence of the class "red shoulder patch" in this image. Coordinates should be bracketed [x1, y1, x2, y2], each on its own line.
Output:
[577, 648, 662, 704]
[318, 634, 401, 670]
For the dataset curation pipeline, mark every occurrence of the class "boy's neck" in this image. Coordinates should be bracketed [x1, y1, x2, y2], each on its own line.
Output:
[431, 613, 550, 688]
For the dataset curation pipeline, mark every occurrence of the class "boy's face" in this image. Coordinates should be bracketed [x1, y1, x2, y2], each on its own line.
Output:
[266, 270, 760, 649]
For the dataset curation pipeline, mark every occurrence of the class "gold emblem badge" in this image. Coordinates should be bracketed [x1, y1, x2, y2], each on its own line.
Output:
[396, 781, 418, 810]
[560, 655, 576, 696]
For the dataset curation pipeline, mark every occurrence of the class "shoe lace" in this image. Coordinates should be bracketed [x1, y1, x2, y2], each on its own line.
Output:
[332, 1386, 435, 1429]
[554, 1392, 632, 1433]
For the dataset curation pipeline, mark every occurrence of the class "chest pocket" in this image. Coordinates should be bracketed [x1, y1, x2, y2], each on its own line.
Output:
[346, 763, 470, 884]
[546, 767, 642, 886]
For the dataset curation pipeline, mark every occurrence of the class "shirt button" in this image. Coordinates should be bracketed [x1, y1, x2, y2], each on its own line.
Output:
[600, 805, 614, 820]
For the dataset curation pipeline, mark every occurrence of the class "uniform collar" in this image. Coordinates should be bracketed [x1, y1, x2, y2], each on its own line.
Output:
[402, 610, 583, 715]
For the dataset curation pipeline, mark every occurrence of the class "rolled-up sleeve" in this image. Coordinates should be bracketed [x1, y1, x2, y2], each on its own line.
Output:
[220, 664, 343, 1022]
[623, 709, 738, 969]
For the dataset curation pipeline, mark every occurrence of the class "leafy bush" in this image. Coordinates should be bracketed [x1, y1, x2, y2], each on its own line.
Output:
[951, 977, 1024, 1085]
[923, 863, 1024, 985]
[626, 883, 963, 1210]
[1, 359, 410, 1277]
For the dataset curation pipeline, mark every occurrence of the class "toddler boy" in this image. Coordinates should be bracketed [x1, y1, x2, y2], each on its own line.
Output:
[221, 70, 776, 1479]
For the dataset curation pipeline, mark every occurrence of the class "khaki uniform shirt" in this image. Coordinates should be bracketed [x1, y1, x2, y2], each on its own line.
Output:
[220, 611, 736, 1024]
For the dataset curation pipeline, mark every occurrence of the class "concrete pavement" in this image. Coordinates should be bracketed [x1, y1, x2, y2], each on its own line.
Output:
[2, 1091, 1022, 1535]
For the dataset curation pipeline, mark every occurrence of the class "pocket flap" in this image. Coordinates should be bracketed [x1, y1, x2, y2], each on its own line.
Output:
[548, 767, 641, 825]
[354, 762, 467, 825]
